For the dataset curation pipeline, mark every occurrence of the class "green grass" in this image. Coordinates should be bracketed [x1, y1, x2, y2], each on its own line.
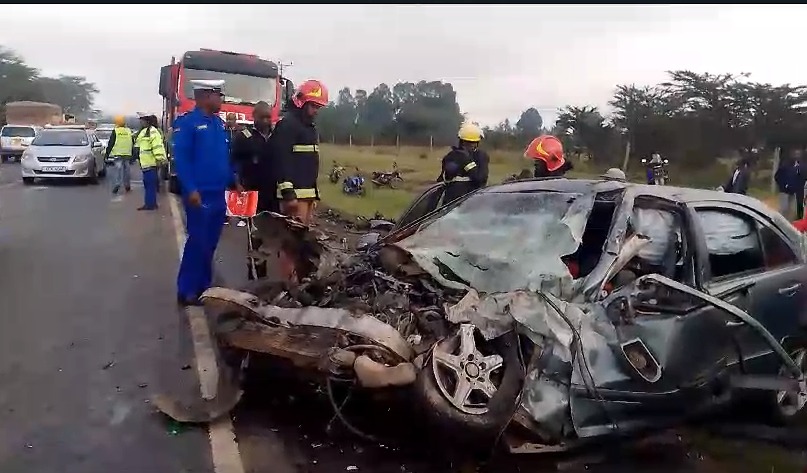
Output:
[317, 144, 775, 218]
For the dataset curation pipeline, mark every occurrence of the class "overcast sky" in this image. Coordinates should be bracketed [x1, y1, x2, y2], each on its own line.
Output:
[2, 5, 806, 126]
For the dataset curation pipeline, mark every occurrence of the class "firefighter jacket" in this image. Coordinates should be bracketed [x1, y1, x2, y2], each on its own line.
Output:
[134, 126, 167, 169]
[438, 146, 483, 203]
[172, 108, 236, 194]
[270, 107, 320, 200]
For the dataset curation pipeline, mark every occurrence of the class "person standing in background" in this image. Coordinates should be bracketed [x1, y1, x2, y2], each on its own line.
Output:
[230, 101, 276, 279]
[134, 113, 167, 210]
[774, 150, 805, 218]
[104, 115, 134, 195]
[173, 79, 242, 306]
[724, 157, 752, 195]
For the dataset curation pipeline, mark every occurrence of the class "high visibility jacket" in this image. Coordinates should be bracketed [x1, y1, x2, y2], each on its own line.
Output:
[135, 126, 167, 169]
[109, 126, 133, 157]
[270, 107, 320, 200]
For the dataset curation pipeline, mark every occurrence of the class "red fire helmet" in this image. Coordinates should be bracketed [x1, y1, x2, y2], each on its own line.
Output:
[292, 79, 329, 108]
[524, 135, 565, 172]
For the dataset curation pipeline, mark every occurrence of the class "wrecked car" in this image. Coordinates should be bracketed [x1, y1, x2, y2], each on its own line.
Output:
[200, 177, 807, 452]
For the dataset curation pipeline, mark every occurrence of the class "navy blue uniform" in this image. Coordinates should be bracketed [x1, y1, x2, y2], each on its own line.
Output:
[172, 107, 237, 301]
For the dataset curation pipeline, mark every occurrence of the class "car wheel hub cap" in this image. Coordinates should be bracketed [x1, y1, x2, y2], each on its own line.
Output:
[431, 324, 504, 415]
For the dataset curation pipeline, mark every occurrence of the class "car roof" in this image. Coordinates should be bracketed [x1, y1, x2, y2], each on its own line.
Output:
[485, 177, 801, 241]
[485, 177, 777, 218]
[44, 124, 87, 130]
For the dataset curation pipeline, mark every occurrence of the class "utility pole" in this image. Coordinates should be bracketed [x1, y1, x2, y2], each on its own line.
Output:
[279, 60, 293, 78]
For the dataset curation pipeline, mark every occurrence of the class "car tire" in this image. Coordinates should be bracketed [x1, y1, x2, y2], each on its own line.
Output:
[22, 177, 34, 185]
[413, 326, 524, 447]
[762, 342, 807, 426]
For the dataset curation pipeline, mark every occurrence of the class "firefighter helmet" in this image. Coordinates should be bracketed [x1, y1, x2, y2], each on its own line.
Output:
[458, 122, 484, 142]
[292, 80, 329, 108]
[524, 135, 565, 172]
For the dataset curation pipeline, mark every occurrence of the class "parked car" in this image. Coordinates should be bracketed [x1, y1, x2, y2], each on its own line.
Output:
[95, 127, 114, 164]
[1, 124, 41, 163]
[198, 178, 807, 452]
[20, 125, 107, 185]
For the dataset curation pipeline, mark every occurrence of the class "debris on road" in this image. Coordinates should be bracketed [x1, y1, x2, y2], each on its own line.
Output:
[102, 361, 115, 370]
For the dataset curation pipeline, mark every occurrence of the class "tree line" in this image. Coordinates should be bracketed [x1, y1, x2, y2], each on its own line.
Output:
[0, 46, 99, 123]
[318, 71, 807, 169]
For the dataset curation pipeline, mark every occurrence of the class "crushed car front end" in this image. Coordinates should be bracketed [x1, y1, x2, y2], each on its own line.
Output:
[198, 179, 807, 452]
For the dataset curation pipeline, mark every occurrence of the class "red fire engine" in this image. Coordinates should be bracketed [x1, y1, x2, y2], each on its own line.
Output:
[158, 48, 294, 131]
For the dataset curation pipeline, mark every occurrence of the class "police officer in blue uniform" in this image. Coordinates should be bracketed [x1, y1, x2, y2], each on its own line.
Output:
[173, 79, 243, 306]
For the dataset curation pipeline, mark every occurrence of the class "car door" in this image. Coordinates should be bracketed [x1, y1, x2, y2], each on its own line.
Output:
[89, 133, 102, 168]
[598, 198, 740, 395]
[694, 203, 807, 373]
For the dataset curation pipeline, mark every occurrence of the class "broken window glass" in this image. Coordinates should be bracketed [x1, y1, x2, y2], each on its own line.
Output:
[696, 209, 765, 278]
[395, 191, 596, 294]
[631, 208, 679, 265]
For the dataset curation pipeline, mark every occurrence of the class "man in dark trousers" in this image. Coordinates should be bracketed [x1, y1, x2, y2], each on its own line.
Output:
[173, 79, 242, 305]
[775, 150, 806, 219]
[724, 157, 752, 195]
[230, 101, 275, 279]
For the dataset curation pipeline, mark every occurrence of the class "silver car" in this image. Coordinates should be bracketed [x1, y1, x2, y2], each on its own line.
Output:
[20, 126, 106, 185]
[1, 125, 41, 163]
[95, 127, 115, 164]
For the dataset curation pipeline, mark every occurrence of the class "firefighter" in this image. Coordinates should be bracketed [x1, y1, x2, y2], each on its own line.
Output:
[272, 79, 329, 225]
[134, 113, 167, 210]
[173, 79, 242, 306]
[525, 135, 572, 178]
[104, 115, 134, 195]
[438, 123, 487, 203]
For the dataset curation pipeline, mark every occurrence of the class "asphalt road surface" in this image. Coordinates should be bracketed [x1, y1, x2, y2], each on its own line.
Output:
[0, 162, 800, 473]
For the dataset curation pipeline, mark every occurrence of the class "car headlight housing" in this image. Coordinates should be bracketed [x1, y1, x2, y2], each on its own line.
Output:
[21, 150, 34, 162]
[73, 154, 91, 163]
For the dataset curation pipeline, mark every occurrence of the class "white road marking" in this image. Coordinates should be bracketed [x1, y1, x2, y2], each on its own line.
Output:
[168, 195, 245, 473]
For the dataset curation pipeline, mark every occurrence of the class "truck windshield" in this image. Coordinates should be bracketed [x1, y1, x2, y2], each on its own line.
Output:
[182, 69, 277, 107]
[32, 130, 89, 146]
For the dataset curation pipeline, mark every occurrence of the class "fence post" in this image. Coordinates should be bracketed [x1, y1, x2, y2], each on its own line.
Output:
[396, 135, 400, 155]
[370, 135, 374, 148]
[621, 140, 631, 172]
[331, 134, 335, 144]
[349, 134, 353, 148]
[771, 146, 781, 194]
[430, 135, 433, 153]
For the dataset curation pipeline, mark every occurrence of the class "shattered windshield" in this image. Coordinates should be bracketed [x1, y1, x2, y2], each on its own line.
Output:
[395, 191, 596, 294]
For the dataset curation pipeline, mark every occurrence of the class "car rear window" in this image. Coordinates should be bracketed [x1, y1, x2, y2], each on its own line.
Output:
[31, 130, 89, 146]
[1, 126, 36, 138]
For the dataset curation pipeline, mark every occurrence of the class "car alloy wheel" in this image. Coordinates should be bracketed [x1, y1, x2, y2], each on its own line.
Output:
[431, 324, 504, 415]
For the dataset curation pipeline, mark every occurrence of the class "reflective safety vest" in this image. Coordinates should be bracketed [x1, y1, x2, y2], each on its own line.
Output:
[109, 126, 133, 157]
[135, 126, 167, 169]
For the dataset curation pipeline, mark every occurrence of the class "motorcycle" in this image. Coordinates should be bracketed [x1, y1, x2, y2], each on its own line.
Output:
[342, 168, 366, 196]
[371, 161, 404, 189]
[329, 160, 346, 184]
[641, 155, 670, 185]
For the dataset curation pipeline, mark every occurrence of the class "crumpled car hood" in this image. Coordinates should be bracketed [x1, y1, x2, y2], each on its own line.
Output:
[393, 191, 595, 295]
